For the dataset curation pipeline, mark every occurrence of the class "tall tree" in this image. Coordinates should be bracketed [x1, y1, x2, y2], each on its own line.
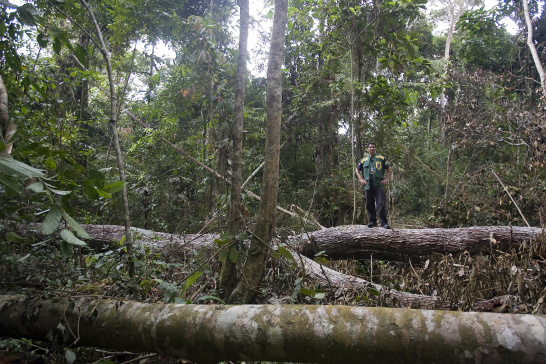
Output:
[437, 0, 477, 142]
[219, 0, 249, 299]
[80, 0, 134, 276]
[522, 0, 546, 95]
[228, 0, 288, 303]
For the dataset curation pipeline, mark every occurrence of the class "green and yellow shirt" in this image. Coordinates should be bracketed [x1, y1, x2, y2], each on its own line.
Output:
[356, 154, 389, 190]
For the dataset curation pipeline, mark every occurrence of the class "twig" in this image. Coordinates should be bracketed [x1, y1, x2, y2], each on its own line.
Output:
[47, 1, 101, 49]
[491, 170, 531, 227]
[121, 354, 157, 364]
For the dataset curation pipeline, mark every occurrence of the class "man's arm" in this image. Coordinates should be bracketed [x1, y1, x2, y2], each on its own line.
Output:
[355, 166, 366, 185]
[381, 165, 391, 184]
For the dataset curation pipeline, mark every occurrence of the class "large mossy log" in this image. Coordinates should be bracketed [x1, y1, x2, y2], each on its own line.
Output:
[1, 295, 545, 363]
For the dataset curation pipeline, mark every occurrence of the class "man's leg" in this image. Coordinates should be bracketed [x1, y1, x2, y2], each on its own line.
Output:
[365, 182, 377, 227]
[375, 185, 389, 227]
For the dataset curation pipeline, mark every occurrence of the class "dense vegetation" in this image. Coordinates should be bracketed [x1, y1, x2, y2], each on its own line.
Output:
[1, 0, 545, 362]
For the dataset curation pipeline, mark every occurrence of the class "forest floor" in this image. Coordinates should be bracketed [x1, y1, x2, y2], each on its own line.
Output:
[1, 217, 545, 363]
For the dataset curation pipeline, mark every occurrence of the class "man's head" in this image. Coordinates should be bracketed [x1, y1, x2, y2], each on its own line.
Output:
[367, 141, 377, 156]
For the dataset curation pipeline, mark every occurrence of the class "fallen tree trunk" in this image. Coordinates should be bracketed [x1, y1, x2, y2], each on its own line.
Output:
[3, 222, 541, 260]
[80, 224, 546, 260]
[299, 253, 519, 311]
[293, 225, 544, 261]
[1, 295, 544, 364]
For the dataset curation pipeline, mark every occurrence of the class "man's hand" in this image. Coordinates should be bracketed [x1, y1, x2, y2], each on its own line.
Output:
[359, 179, 367, 186]
[381, 178, 389, 184]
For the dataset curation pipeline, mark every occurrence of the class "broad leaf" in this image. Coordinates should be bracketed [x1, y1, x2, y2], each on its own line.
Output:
[37, 33, 50, 48]
[42, 206, 62, 235]
[179, 271, 203, 297]
[6, 231, 23, 242]
[0, 156, 44, 178]
[0, 174, 22, 195]
[74, 44, 88, 68]
[53, 36, 62, 54]
[15, 3, 38, 26]
[102, 181, 126, 194]
[228, 245, 238, 264]
[97, 189, 112, 198]
[60, 229, 87, 247]
[27, 181, 44, 192]
[63, 212, 91, 239]
[196, 295, 226, 304]
[48, 188, 72, 196]
[277, 246, 295, 263]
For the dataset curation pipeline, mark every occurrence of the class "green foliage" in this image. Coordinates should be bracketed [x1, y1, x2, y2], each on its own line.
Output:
[456, 8, 517, 71]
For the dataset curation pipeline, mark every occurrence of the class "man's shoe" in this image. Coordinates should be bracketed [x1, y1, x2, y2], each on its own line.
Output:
[381, 223, 390, 229]
[367, 221, 376, 228]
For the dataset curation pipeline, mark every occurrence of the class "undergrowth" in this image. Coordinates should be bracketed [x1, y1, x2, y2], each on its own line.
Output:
[0, 224, 544, 363]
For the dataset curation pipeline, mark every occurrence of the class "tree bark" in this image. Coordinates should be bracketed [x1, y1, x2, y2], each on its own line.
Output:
[227, 0, 288, 303]
[0, 75, 16, 154]
[293, 225, 544, 261]
[1, 295, 545, 364]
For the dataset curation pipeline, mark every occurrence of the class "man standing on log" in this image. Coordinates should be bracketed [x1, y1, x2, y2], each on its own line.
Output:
[356, 141, 391, 229]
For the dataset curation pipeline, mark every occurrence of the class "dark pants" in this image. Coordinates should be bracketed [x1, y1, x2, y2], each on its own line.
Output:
[365, 179, 388, 225]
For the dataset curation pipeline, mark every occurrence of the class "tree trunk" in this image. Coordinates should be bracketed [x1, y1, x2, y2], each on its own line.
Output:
[0, 75, 16, 154]
[522, 0, 546, 96]
[219, 0, 249, 299]
[227, 0, 288, 303]
[293, 225, 544, 261]
[2, 222, 541, 262]
[1, 295, 544, 364]
[81, 0, 134, 277]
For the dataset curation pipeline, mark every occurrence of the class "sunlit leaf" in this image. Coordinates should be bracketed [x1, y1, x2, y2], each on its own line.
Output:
[314, 292, 326, 299]
[0, 156, 44, 178]
[49, 188, 71, 195]
[97, 189, 112, 198]
[102, 181, 126, 194]
[45, 156, 56, 170]
[27, 181, 44, 192]
[300, 287, 315, 296]
[179, 271, 203, 297]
